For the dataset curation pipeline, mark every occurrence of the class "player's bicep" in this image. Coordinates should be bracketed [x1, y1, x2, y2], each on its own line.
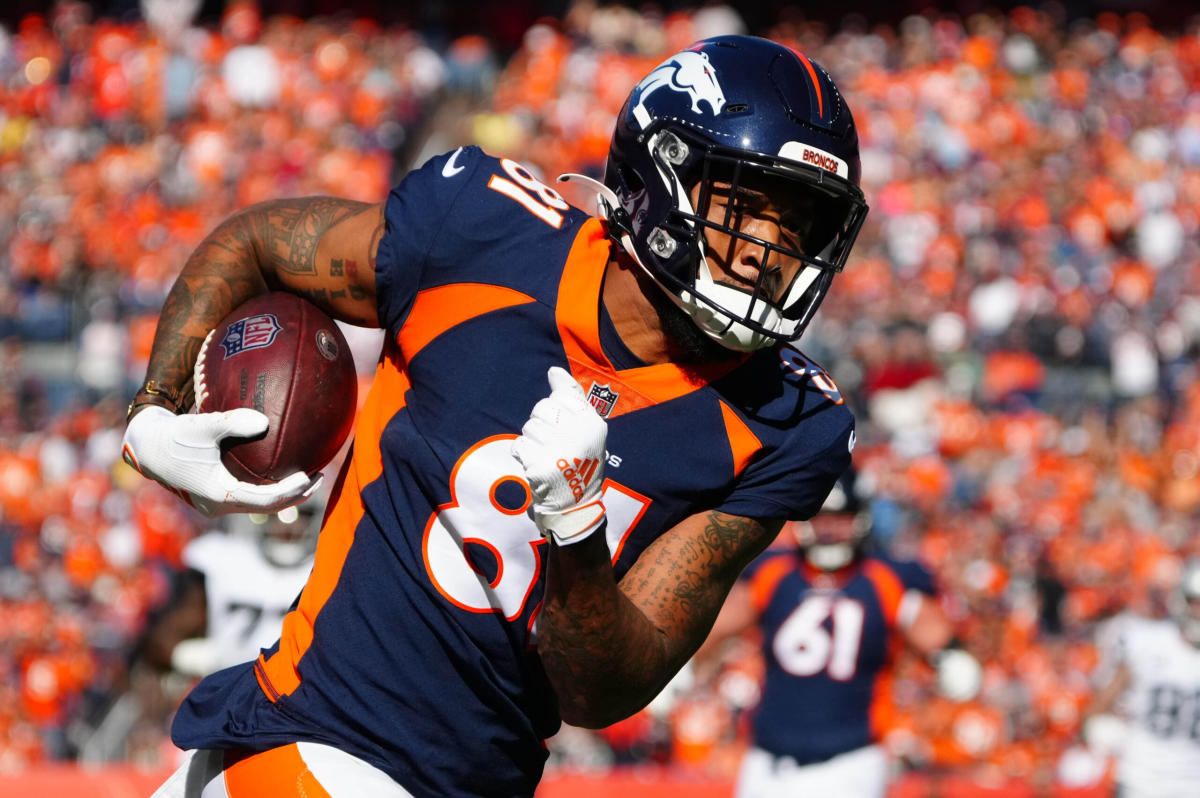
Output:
[618, 510, 781, 666]
[240, 197, 384, 327]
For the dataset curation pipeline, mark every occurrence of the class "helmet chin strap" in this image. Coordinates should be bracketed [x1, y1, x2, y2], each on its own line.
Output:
[558, 172, 779, 352]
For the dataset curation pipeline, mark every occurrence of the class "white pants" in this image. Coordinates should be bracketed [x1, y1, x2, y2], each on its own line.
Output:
[735, 744, 889, 798]
[151, 743, 416, 798]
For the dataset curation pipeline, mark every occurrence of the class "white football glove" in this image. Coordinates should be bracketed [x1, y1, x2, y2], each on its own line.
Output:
[122, 405, 321, 517]
[512, 366, 608, 546]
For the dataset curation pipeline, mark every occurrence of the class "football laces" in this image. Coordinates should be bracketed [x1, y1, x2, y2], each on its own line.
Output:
[193, 328, 215, 411]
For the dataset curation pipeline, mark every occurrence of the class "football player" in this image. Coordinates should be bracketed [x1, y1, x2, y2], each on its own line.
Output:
[122, 36, 870, 797]
[1083, 557, 1200, 798]
[695, 469, 981, 798]
[143, 501, 322, 678]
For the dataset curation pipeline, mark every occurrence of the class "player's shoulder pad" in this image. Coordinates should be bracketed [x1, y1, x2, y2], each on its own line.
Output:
[397, 145, 586, 228]
[722, 344, 850, 428]
[181, 531, 223, 572]
[389, 145, 487, 213]
[417, 145, 487, 184]
[719, 344, 854, 466]
[182, 531, 253, 573]
[872, 554, 937, 595]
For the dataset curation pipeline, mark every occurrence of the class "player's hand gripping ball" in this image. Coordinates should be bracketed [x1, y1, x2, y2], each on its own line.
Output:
[194, 292, 358, 484]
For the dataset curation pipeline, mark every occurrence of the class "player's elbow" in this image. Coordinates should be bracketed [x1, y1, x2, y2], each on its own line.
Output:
[555, 681, 656, 729]
[559, 701, 638, 730]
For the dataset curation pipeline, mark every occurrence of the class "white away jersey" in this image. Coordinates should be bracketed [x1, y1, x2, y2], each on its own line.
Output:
[182, 532, 313, 671]
[1108, 614, 1200, 796]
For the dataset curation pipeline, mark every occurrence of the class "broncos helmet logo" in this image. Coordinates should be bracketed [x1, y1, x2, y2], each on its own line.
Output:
[631, 50, 725, 125]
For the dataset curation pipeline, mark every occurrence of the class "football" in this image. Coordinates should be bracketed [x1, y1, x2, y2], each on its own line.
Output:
[194, 292, 358, 484]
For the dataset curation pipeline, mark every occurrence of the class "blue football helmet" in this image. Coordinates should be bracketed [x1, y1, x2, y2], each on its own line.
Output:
[601, 36, 868, 351]
[793, 467, 871, 571]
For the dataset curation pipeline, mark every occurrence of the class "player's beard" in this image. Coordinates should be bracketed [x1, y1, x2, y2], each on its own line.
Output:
[642, 273, 741, 366]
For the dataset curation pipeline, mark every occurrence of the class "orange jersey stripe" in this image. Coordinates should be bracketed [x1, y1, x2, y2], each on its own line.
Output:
[861, 560, 903, 625]
[223, 744, 332, 798]
[869, 661, 897, 742]
[748, 556, 792, 615]
[257, 340, 403, 700]
[555, 219, 746, 419]
[862, 560, 906, 740]
[718, 401, 762, 477]
[398, 282, 536, 360]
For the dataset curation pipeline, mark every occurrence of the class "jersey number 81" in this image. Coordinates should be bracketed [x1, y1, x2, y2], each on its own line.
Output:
[488, 159, 570, 228]
[423, 436, 650, 625]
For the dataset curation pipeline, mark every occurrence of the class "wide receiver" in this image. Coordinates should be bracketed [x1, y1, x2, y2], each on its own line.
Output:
[694, 468, 981, 798]
[123, 36, 869, 797]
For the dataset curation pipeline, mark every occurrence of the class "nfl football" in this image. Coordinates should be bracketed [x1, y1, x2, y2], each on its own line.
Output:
[194, 292, 357, 484]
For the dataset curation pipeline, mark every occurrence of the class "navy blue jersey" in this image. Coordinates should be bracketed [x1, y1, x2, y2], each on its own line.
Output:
[742, 550, 935, 763]
[171, 147, 854, 797]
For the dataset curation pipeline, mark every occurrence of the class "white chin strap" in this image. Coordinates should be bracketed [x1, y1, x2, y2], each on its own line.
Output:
[558, 172, 797, 353]
[678, 281, 777, 352]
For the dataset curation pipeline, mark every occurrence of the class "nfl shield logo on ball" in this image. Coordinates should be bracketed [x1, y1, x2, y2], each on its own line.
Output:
[220, 313, 282, 358]
[587, 382, 619, 418]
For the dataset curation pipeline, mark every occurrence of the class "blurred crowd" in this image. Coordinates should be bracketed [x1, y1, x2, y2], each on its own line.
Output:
[483, 4, 1200, 791]
[0, 0, 479, 769]
[1, 0, 1199, 792]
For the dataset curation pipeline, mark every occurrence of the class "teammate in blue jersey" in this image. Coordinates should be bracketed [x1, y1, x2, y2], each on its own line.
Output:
[122, 35, 870, 797]
[695, 469, 982, 798]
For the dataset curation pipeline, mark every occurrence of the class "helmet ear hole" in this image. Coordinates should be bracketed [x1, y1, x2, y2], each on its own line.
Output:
[616, 161, 644, 195]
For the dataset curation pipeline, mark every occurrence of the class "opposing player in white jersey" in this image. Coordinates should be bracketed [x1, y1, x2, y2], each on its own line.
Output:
[145, 500, 321, 677]
[1085, 557, 1200, 798]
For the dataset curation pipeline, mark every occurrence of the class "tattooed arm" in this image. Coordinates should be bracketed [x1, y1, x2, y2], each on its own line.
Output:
[538, 509, 781, 728]
[138, 198, 385, 410]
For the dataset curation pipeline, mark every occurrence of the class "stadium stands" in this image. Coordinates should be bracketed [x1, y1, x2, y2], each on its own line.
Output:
[1, 1, 1198, 793]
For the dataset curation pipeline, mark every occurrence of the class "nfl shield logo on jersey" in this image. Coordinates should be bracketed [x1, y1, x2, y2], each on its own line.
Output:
[220, 313, 283, 358]
[587, 382, 619, 418]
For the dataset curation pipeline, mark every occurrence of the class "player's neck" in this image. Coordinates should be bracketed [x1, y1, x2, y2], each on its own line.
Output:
[601, 251, 743, 367]
[601, 253, 678, 365]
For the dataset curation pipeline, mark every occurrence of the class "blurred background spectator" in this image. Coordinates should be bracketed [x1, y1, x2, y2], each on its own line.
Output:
[0, 1, 1199, 794]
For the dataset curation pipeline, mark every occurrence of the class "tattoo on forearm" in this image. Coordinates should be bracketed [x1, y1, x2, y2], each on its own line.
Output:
[539, 512, 773, 725]
[634, 512, 767, 628]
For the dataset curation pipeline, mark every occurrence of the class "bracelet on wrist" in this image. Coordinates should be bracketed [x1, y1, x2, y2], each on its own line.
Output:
[126, 380, 184, 422]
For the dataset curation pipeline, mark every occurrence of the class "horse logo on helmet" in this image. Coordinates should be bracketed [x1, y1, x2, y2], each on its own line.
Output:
[630, 49, 726, 125]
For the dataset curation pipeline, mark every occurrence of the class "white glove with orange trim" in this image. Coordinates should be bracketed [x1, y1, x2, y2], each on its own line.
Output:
[122, 405, 321, 517]
[512, 367, 608, 546]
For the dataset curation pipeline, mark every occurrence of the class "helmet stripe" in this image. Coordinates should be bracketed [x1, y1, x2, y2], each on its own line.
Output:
[788, 48, 825, 119]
